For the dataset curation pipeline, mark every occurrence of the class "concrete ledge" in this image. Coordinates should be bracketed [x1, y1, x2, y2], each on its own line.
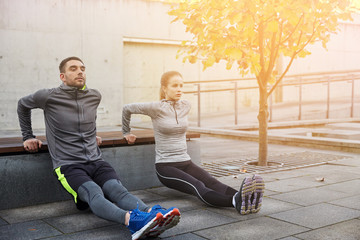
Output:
[190, 123, 360, 153]
[0, 131, 200, 210]
[231, 118, 360, 131]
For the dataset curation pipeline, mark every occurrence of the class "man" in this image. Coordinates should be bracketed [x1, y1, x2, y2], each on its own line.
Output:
[17, 56, 180, 240]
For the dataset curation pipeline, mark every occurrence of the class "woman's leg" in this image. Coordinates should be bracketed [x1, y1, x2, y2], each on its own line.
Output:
[156, 161, 234, 207]
[183, 161, 237, 196]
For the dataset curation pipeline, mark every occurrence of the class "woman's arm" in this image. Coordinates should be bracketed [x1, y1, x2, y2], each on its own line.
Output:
[122, 102, 160, 142]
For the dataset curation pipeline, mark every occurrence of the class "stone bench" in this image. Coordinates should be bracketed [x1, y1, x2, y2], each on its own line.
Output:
[0, 130, 200, 210]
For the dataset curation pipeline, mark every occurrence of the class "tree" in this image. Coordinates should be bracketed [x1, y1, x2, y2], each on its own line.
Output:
[169, 0, 357, 166]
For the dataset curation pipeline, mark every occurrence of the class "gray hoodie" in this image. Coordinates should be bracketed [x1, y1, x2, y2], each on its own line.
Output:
[17, 84, 102, 169]
[122, 99, 191, 164]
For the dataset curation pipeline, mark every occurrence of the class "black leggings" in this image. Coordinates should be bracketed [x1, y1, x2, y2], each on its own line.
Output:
[155, 160, 237, 207]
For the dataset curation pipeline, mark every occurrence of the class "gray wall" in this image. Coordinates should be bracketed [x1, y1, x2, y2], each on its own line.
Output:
[0, 140, 200, 210]
[1, 0, 359, 131]
[0, 0, 124, 130]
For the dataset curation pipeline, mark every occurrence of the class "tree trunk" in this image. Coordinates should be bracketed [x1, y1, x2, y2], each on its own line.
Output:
[258, 86, 268, 166]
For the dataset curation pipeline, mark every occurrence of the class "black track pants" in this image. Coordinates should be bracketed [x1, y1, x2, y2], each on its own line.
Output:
[156, 160, 237, 207]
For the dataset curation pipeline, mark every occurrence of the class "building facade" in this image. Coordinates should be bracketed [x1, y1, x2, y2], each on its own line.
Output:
[1, 0, 359, 131]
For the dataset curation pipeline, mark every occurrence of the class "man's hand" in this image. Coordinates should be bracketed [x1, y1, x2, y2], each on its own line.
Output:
[96, 136, 102, 146]
[124, 134, 137, 145]
[23, 138, 43, 153]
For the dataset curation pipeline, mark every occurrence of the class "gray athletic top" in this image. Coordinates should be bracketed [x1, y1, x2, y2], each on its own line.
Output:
[122, 99, 191, 164]
[17, 84, 102, 169]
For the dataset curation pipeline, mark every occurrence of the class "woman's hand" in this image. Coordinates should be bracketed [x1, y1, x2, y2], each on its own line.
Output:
[124, 134, 137, 145]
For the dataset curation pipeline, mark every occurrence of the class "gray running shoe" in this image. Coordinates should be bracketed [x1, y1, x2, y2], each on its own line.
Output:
[235, 176, 254, 214]
[251, 174, 265, 213]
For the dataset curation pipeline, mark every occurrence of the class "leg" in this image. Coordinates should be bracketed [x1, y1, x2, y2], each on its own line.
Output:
[79, 181, 163, 239]
[156, 161, 233, 207]
[78, 181, 128, 224]
[91, 161, 150, 212]
[54, 164, 127, 224]
[102, 179, 149, 212]
[184, 161, 237, 196]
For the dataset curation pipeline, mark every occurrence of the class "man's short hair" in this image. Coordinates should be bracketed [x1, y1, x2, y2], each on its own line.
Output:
[59, 56, 84, 73]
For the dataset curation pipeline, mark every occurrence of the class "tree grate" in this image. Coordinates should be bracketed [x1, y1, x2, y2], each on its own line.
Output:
[201, 151, 351, 177]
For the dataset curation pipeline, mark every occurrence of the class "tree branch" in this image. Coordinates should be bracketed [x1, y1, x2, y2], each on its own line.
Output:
[265, 31, 278, 80]
[280, 13, 304, 45]
[258, 21, 266, 89]
[267, 50, 297, 96]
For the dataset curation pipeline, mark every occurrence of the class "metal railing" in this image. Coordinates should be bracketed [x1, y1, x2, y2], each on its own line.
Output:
[183, 70, 360, 127]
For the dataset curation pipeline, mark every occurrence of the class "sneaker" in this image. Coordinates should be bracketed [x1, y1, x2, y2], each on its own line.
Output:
[251, 174, 265, 213]
[235, 176, 254, 214]
[127, 208, 163, 240]
[146, 205, 181, 237]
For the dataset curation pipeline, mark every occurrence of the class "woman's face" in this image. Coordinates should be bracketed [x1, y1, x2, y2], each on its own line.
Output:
[163, 75, 184, 101]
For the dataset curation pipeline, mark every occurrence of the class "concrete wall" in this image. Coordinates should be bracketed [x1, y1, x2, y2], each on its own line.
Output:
[0, 0, 124, 131]
[1, 0, 359, 131]
[0, 140, 201, 210]
[287, 16, 360, 74]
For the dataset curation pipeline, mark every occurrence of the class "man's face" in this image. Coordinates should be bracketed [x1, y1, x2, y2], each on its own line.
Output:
[60, 60, 86, 89]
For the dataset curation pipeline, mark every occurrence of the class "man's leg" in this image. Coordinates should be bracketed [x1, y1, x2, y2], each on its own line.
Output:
[78, 181, 128, 224]
[55, 164, 128, 224]
[102, 179, 150, 212]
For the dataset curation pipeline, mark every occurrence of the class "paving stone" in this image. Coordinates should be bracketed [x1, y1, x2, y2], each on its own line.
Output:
[146, 186, 189, 198]
[129, 189, 166, 203]
[332, 157, 360, 167]
[207, 197, 301, 220]
[162, 232, 207, 239]
[0, 220, 61, 240]
[295, 219, 360, 240]
[261, 169, 311, 181]
[206, 206, 258, 221]
[292, 164, 356, 175]
[0, 218, 7, 226]
[264, 188, 281, 196]
[277, 237, 302, 240]
[160, 209, 237, 238]
[40, 224, 130, 240]
[265, 176, 325, 193]
[319, 179, 360, 196]
[329, 195, 360, 210]
[44, 212, 115, 233]
[305, 169, 360, 184]
[194, 217, 309, 240]
[0, 200, 78, 224]
[269, 187, 353, 206]
[269, 203, 360, 229]
[216, 175, 245, 190]
[147, 195, 205, 213]
[257, 174, 279, 183]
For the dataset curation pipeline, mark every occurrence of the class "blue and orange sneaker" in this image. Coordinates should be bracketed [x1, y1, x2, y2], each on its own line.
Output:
[146, 205, 181, 237]
[127, 208, 163, 240]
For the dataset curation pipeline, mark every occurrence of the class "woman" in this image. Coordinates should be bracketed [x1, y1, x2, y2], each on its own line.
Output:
[122, 71, 264, 215]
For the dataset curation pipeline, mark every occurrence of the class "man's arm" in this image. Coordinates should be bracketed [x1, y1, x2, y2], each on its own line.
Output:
[17, 89, 48, 152]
